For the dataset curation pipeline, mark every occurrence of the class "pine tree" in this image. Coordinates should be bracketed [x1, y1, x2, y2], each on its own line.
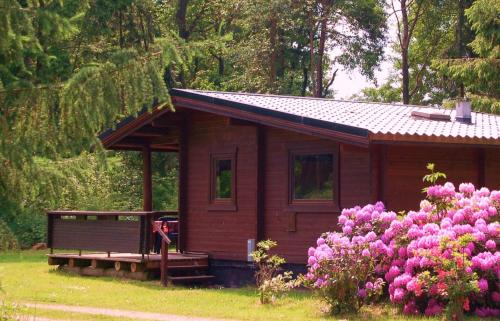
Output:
[0, 0, 181, 242]
[433, 0, 499, 113]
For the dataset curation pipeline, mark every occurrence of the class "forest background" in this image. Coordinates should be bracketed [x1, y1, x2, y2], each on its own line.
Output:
[0, 0, 498, 248]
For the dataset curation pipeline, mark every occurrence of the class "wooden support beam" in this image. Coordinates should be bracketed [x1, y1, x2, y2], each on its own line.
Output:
[378, 145, 387, 204]
[47, 214, 54, 250]
[370, 144, 385, 203]
[68, 258, 91, 268]
[116, 137, 148, 146]
[228, 118, 257, 127]
[131, 126, 168, 137]
[91, 259, 114, 269]
[256, 126, 266, 241]
[143, 146, 153, 212]
[161, 240, 169, 287]
[110, 145, 179, 152]
[149, 136, 179, 145]
[178, 115, 188, 253]
[117, 136, 178, 147]
[114, 261, 131, 271]
[81, 267, 105, 277]
[478, 148, 485, 188]
[130, 262, 146, 273]
[151, 113, 183, 127]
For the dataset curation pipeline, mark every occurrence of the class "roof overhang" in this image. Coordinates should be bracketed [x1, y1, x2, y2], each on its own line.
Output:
[99, 103, 181, 152]
[170, 89, 370, 147]
[370, 132, 500, 147]
[98, 89, 500, 150]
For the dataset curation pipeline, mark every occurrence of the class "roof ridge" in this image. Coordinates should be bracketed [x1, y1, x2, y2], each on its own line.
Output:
[179, 88, 444, 110]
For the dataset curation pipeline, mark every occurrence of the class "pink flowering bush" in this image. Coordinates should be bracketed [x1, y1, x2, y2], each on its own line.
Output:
[303, 231, 385, 314]
[306, 169, 499, 319]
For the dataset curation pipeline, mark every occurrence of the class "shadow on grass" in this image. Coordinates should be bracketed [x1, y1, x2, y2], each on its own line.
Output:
[48, 267, 262, 297]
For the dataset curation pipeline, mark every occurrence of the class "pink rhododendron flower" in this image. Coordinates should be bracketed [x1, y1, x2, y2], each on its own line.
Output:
[485, 239, 496, 250]
[459, 183, 475, 194]
[478, 279, 489, 293]
[306, 181, 500, 317]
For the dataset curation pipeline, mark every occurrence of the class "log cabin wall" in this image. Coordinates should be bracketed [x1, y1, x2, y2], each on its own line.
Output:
[183, 109, 374, 264]
[263, 127, 372, 264]
[181, 107, 500, 265]
[184, 109, 258, 261]
[485, 148, 500, 188]
[381, 145, 500, 212]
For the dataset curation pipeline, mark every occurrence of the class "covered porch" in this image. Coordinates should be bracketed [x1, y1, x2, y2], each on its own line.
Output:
[46, 107, 205, 285]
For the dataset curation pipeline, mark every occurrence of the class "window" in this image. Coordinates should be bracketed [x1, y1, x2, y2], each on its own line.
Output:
[209, 148, 237, 211]
[293, 154, 333, 200]
[215, 159, 232, 199]
[288, 146, 339, 212]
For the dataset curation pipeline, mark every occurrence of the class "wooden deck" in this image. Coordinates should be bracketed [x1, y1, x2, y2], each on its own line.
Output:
[48, 252, 214, 284]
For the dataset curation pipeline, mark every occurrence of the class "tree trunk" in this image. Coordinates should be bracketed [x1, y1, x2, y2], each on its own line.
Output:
[456, 0, 465, 98]
[401, 0, 410, 105]
[301, 66, 308, 97]
[269, 15, 278, 92]
[176, 0, 189, 87]
[309, 11, 316, 97]
[217, 56, 224, 77]
[176, 0, 189, 40]
[118, 10, 124, 48]
[315, 16, 327, 98]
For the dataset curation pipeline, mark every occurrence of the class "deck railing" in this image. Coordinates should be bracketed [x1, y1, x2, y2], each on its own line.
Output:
[151, 223, 172, 286]
[47, 210, 177, 256]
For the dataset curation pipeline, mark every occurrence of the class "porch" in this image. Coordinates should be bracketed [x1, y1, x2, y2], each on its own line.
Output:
[46, 210, 214, 285]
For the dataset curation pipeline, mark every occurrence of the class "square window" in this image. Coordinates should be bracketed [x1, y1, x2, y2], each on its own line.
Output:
[287, 145, 339, 212]
[293, 154, 333, 200]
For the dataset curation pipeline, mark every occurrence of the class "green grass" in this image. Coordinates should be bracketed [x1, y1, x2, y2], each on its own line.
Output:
[0, 251, 494, 321]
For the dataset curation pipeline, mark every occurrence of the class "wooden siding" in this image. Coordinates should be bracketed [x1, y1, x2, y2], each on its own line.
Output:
[263, 128, 372, 264]
[52, 219, 141, 253]
[180, 109, 500, 265]
[184, 110, 258, 261]
[485, 148, 500, 189]
[382, 145, 500, 212]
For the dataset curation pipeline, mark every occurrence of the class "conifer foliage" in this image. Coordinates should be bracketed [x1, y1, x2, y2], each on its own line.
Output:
[0, 0, 180, 246]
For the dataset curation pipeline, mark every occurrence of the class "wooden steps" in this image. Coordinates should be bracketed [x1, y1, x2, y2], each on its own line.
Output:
[47, 252, 215, 286]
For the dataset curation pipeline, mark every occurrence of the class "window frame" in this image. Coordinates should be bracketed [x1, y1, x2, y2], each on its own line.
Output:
[286, 144, 340, 213]
[208, 147, 237, 211]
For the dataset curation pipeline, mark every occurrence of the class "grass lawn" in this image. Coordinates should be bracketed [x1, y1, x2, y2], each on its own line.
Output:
[0, 251, 494, 321]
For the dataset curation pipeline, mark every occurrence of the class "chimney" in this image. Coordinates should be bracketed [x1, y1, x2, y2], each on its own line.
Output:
[455, 100, 472, 123]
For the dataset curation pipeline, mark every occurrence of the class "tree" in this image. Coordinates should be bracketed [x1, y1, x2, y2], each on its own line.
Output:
[389, 0, 431, 104]
[433, 0, 499, 113]
[351, 78, 401, 103]
[0, 0, 180, 246]
[305, 0, 386, 97]
[363, 0, 477, 106]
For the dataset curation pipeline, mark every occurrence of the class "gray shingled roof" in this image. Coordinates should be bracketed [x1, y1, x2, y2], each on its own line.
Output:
[172, 89, 500, 144]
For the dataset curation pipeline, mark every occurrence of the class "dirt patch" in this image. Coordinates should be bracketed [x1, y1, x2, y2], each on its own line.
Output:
[24, 302, 238, 321]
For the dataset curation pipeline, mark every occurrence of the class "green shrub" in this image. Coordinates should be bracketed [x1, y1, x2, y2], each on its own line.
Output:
[0, 220, 18, 251]
[251, 240, 296, 304]
[6, 213, 45, 249]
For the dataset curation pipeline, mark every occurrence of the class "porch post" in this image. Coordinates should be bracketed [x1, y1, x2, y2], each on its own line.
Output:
[142, 145, 153, 212]
[178, 114, 188, 253]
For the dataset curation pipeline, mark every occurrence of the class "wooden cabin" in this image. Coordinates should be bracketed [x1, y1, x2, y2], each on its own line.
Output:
[47, 89, 500, 286]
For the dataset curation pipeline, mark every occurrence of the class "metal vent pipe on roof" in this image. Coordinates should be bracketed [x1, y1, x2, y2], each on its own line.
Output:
[455, 100, 472, 123]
